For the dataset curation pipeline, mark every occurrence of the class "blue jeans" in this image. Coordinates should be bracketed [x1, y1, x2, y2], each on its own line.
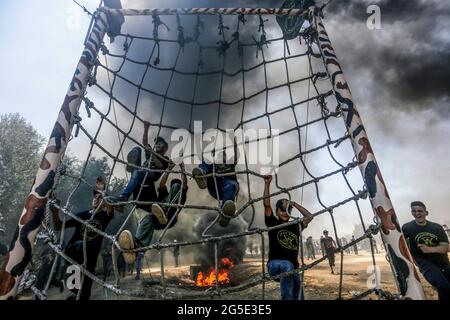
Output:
[199, 162, 239, 206]
[416, 259, 450, 300]
[120, 147, 161, 200]
[267, 260, 303, 300]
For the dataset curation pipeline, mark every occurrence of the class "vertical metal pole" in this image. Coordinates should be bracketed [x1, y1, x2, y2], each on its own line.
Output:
[260, 232, 265, 300]
[160, 249, 166, 294]
[309, 8, 425, 299]
[0, 9, 112, 300]
[214, 241, 220, 298]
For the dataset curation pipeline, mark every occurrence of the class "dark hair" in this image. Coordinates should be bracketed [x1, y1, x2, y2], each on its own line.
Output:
[275, 199, 292, 213]
[411, 201, 426, 210]
[93, 176, 105, 196]
[155, 137, 169, 150]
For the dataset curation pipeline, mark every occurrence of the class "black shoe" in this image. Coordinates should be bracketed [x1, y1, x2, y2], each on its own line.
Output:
[192, 167, 207, 189]
[218, 200, 236, 227]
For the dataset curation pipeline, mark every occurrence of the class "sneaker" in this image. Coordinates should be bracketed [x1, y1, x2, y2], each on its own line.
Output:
[126, 147, 141, 172]
[118, 230, 136, 265]
[192, 167, 207, 189]
[219, 200, 236, 227]
[151, 203, 168, 225]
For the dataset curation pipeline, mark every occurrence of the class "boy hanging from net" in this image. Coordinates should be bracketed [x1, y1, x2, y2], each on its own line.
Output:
[191, 137, 239, 227]
[51, 176, 114, 300]
[118, 161, 188, 267]
[106, 120, 171, 224]
[263, 175, 313, 300]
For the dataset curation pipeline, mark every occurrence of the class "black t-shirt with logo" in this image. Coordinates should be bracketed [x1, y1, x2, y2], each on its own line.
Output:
[402, 220, 450, 267]
[65, 209, 114, 263]
[265, 214, 307, 269]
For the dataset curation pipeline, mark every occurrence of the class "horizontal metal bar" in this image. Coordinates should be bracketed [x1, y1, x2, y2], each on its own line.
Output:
[103, 7, 310, 16]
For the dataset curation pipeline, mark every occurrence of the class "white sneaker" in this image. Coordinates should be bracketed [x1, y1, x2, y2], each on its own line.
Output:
[118, 230, 136, 265]
[151, 203, 168, 225]
[192, 167, 207, 189]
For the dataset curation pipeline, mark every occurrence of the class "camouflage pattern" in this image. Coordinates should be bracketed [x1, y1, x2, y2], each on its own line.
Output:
[110, 7, 309, 16]
[309, 8, 426, 299]
[0, 9, 111, 300]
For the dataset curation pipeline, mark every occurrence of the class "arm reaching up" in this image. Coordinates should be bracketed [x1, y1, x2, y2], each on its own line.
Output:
[263, 175, 273, 217]
[143, 121, 150, 148]
[291, 201, 313, 227]
[159, 161, 176, 189]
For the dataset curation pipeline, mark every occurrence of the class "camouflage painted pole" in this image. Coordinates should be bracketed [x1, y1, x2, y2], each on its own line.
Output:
[0, 9, 113, 300]
[309, 8, 426, 299]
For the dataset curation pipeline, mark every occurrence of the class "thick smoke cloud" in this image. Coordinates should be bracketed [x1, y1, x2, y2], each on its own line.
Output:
[325, 0, 450, 114]
[80, 0, 449, 243]
[193, 211, 247, 267]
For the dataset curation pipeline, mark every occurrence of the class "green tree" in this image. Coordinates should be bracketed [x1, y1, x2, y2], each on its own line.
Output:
[0, 113, 44, 240]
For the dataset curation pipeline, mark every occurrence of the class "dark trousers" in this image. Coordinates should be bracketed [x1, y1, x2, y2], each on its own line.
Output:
[325, 249, 335, 268]
[65, 241, 99, 300]
[416, 259, 450, 300]
[199, 162, 238, 206]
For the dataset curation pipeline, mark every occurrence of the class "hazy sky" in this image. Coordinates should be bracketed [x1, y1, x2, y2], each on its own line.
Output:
[0, 0, 449, 238]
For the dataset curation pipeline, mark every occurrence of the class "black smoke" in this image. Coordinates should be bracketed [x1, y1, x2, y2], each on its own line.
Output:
[192, 211, 247, 268]
[325, 0, 450, 114]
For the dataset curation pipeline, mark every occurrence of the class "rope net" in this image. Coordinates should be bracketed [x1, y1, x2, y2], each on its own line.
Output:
[26, 7, 397, 300]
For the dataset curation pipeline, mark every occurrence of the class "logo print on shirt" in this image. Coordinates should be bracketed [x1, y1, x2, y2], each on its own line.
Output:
[277, 230, 298, 250]
[415, 232, 438, 247]
[83, 219, 102, 241]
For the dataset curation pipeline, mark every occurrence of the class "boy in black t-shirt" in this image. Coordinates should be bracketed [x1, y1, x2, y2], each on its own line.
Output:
[118, 162, 188, 265]
[192, 140, 239, 227]
[107, 121, 170, 224]
[321, 230, 337, 274]
[263, 175, 313, 300]
[51, 176, 114, 300]
[402, 201, 450, 300]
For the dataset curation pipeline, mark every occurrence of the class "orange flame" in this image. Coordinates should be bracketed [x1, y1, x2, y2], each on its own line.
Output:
[195, 258, 235, 287]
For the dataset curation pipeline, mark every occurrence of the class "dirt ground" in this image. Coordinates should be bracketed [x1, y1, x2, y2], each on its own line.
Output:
[38, 250, 438, 300]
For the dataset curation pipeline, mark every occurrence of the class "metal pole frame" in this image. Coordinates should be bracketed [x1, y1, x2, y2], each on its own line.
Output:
[309, 7, 425, 299]
[0, 8, 113, 300]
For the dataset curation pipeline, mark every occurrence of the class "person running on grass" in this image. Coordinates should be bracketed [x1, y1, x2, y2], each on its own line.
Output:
[321, 230, 337, 274]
